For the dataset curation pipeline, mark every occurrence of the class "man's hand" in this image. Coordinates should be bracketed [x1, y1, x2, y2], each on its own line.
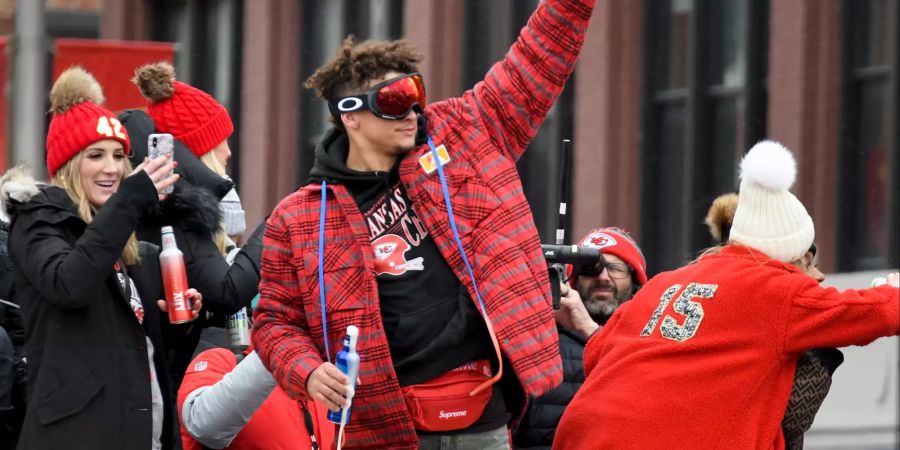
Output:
[554, 282, 600, 338]
[308, 362, 350, 412]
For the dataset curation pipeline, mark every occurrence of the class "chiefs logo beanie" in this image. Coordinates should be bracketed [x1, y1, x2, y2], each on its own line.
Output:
[567, 227, 648, 287]
[46, 67, 130, 176]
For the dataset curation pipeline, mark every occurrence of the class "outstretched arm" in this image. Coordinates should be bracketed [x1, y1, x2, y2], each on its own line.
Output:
[782, 274, 899, 353]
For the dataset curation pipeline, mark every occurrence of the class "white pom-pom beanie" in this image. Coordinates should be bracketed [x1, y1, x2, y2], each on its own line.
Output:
[730, 140, 815, 262]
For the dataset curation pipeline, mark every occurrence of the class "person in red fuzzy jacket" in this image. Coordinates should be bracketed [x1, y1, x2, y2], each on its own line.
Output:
[555, 140, 900, 450]
[705, 193, 845, 450]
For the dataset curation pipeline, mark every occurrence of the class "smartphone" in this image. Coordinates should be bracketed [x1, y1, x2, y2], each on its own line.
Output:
[148, 133, 175, 194]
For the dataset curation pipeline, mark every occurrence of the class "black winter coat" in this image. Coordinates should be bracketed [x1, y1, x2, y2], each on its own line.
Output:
[0, 221, 24, 349]
[0, 220, 26, 447]
[7, 173, 174, 450]
[137, 180, 262, 315]
[513, 327, 586, 450]
[120, 108, 263, 389]
[136, 180, 263, 389]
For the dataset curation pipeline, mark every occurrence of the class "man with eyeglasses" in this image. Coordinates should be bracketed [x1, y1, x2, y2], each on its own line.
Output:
[514, 227, 647, 450]
[252, 0, 597, 448]
[564, 228, 647, 333]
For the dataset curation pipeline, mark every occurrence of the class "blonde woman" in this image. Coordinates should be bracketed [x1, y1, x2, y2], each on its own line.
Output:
[2, 67, 199, 450]
[706, 193, 843, 450]
[556, 141, 899, 449]
[131, 62, 265, 389]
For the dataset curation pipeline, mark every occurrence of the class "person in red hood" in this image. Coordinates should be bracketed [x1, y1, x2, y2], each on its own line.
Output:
[178, 346, 334, 450]
[555, 140, 900, 450]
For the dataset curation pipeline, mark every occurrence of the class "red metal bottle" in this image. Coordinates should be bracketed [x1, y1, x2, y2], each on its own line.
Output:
[160, 226, 194, 324]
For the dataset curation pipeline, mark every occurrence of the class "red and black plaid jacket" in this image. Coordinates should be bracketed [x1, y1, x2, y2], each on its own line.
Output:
[253, 0, 596, 447]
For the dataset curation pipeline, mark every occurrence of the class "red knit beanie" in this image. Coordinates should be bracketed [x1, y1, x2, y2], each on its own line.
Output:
[567, 227, 648, 286]
[46, 67, 130, 176]
[132, 62, 233, 158]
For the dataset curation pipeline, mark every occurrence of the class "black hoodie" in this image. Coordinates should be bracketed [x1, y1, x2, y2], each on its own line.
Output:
[309, 129, 508, 431]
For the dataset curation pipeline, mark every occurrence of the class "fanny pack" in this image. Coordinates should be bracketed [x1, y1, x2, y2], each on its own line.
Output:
[402, 360, 493, 432]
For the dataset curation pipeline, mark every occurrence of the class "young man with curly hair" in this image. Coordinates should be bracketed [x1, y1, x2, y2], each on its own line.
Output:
[253, 1, 597, 448]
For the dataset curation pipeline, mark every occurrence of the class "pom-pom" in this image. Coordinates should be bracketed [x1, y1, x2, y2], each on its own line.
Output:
[49, 67, 104, 114]
[739, 140, 797, 190]
[132, 62, 176, 102]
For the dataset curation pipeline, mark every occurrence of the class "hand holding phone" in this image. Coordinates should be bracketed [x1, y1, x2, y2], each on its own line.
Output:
[148, 133, 175, 194]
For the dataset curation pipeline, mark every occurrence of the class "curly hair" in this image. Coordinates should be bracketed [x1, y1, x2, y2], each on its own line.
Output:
[305, 36, 423, 127]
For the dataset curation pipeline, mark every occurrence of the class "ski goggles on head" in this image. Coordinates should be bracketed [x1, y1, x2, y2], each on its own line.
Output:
[328, 72, 426, 120]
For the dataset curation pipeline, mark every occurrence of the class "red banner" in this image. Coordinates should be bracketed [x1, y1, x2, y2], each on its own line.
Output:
[53, 38, 175, 114]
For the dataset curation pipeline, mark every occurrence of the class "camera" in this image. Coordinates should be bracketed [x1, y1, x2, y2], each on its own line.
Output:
[542, 244, 602, 309]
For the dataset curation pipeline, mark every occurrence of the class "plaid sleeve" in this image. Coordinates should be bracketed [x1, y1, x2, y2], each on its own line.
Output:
[464, 0, 595, 161]
[252, 205, 323, 401]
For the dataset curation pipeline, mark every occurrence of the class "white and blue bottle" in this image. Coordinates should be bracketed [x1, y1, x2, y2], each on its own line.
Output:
[327, 325, 360, 425]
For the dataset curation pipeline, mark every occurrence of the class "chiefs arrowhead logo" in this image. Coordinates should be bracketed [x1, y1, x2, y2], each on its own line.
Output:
[584, 232, 617, 250]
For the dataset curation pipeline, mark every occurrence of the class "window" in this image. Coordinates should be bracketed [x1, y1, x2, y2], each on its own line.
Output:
[838, 0, 899, 271]
[297, 0, 404, 178]
[46, 9, 99, 40]
[152, 0, 243, 181]
[642, 0, 694, 273]
[463, 0, 575, 242]
[641, 0, 768, 272]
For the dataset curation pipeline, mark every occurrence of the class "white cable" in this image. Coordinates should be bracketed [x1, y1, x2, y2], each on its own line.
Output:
[336, 399, 352, 450]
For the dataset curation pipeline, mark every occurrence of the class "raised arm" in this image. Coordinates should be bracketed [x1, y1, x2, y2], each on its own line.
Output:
[252, 208, 323, 401]
[445, 0, 595, 161]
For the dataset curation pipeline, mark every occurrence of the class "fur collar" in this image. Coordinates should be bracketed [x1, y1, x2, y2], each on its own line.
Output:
[143, 179, 223, 238]
[0, 166, 43, 223]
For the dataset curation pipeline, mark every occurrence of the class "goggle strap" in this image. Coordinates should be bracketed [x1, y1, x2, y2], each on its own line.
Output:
[329, 95, 370, 116]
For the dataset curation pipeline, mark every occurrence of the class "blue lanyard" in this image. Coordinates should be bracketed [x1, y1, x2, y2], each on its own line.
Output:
[318, 181, 330, 361]
[426, 136, 489, 318]
[317, 137, 491, 363]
